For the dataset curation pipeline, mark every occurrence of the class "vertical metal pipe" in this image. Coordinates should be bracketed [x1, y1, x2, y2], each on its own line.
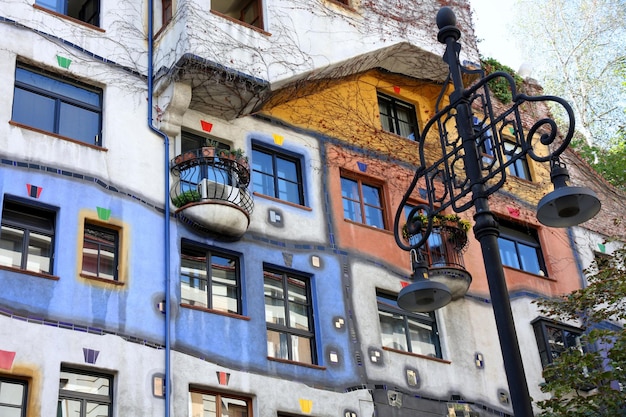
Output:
[147, 2, 172, 417]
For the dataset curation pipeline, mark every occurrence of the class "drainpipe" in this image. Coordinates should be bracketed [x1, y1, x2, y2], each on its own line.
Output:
[147, 2, 172, 417]
[567, 227, 587, 289]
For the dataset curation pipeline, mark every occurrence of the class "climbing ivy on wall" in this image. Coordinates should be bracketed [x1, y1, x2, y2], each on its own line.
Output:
[481, 57, 523, 104]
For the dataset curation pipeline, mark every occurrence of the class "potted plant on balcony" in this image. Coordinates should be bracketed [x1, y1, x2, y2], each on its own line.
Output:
[172, 189, 201, 208]
[202, 138, 219, 157]
[403, 213, 471, 250]
[231, 148, 248, 167]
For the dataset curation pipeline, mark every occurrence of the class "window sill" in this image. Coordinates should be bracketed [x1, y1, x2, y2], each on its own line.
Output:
[9, 121, 107, 151]
[502, 265, 555, 281]
[209, 10, 271, 36]
[180, 303, 250, 321]
[33, 4, 105, 32]
[343, 218, 392, 234]
[267, 356, 326, 370]
[80, 274, 124, 286]
[0, 265, 59, 280]
[382, 346, 451, 364]
[253, 192, 311, 211]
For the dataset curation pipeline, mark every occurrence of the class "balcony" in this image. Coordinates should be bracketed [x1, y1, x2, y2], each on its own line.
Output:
[408, 224, 472, 300]
[170, 148, 254, 238]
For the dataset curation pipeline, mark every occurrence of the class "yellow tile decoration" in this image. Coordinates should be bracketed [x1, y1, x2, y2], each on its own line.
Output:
[299, 398, 313, 414]
[272, 134, 284, 145]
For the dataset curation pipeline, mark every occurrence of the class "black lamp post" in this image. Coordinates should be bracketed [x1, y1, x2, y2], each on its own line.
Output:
[393, 7, 601, 417]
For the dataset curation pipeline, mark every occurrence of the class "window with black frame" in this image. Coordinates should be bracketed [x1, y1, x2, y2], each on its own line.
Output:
[377, 92, 419, 140]
[12, 64, 102, 146]
[497, 219, 546, 276]
[532, 318, 583, 368]
[252, 145, 305, 206]
[263, 266, 316, 364]
[36, 0, 100, 26]
[211, 0, 264, 30]
[377, 291, 442, 358]
[57, 367, 112, 417]
[0, 198, 56, 275]
[0, 377, 28, 417]
[180, 241, 242, 315]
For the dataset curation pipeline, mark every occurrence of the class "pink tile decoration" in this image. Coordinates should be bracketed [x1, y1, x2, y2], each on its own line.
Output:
[0, 350, 16, 370]
[507, 206, 520, 217]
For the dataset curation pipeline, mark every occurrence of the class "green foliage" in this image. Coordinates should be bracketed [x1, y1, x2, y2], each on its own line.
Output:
[571, 133, 626, 191]
[481, 57, 523, 104]
[534, 247, 626, 416]
[172, 189, 201, 208]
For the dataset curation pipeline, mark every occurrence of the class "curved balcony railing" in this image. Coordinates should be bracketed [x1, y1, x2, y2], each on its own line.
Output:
[408, 225, 472, 299]
[170, 149, 253, 237]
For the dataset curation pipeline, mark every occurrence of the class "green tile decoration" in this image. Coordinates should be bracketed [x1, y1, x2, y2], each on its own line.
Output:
[598, 243, 606, 253]
[97, 207, 111, 221]
[56, 55, 72, 69]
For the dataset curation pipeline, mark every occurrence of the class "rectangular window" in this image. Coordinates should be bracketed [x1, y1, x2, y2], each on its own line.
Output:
[12, 64, 103, 146]
[504, 142, 531, 180]
[264, 267, 316, 364]
[35, 0, 100, 26]
[189, 389, 251, 417]
[377, 92, 419, 140]
[377, 291, 442, 358]
[81, 222, 119, 281]
[341, 175, 385, 229]
[252, 145, 305, 206]
[498, 219, 546, 275]
[0, 198, 56, 275]
[0, 377, 28, 417]
[180, 242, 242, 315]
[162, 0, 172, 25]
[532, 318, 583, 368]
[57, 368, 112, 417]
[212, 0, 263, 30]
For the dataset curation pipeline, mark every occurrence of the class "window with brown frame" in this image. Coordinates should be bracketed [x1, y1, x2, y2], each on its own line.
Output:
[211, 0, 264, 30]
[188, 389, 251, 417]
[162, 0, 172, 25]
[340, 174, 386, 229]
[81, 222, 119, 281]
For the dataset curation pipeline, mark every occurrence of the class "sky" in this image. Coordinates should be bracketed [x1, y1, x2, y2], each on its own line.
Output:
[469, 0, 526, 74]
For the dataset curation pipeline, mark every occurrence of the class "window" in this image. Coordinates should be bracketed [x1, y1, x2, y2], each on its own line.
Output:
[377, 291, 442, 358]
[532, 318, 583, 368]
[211, 0, 263, 30]
[264, 267, 316, 364]
[341, 175, 385, 228]
[57, 368, 112, 417]
[0, 377, 28, 417]
[180, 242, 242, 315]
[377, 92, 419, 140]
[12, 64, 103, 146]
[35, 0, 100, 26]
[189, 389, 251, 417]
[498, 219, 546, 275]
[0, 198, 55, 274]
[162, 0, 172, 25]
[503, 141, 531, 180]
[81, 222, 118, 281]
[252, 145, 304, 206]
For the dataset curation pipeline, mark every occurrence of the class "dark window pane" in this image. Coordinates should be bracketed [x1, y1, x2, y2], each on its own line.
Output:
[59, 103, 100, 144]
[12, 88, 56, 132]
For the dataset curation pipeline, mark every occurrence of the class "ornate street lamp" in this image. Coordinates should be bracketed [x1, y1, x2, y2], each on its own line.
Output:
[393, 7, 601, 416]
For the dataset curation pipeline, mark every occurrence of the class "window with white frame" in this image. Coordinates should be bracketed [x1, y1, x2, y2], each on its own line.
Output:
[377, 291, 442, 358]
[0, 197, 56, 275]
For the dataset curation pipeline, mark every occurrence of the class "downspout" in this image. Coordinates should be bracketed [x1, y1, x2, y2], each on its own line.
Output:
[147, 2, 172, 417]
[567, 227, 587, 289]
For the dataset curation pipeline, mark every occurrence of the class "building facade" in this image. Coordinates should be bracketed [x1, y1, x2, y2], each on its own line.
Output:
[0, 1, 619, 416]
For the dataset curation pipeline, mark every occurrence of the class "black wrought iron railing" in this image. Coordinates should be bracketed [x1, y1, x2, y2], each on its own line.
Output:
[408, 225, 467, 270]
[170, 149, 254, 215]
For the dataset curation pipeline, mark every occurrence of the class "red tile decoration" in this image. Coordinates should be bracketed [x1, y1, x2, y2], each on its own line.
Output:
[217, 371, 230, 386]
[0, 350, 16, 370]
[26, 184, 42, 198]
[401, 281, 409, 288]
[507, 206, 520, 217]
[200, 120, 213, 132]
[393, 86, 401, 94]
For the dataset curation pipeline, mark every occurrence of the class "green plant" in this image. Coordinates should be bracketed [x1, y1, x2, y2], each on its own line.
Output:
[203, 138, 219, 148]
[172, 189, 201, 208]
[481, 57, 523, 104]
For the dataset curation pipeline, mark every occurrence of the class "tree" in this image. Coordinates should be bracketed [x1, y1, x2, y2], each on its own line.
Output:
[571, 132, 626, 191]
[534, 246, 626, 416]
[513, 0, 626, 149]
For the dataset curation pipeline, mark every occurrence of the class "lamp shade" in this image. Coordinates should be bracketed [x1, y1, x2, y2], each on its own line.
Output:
[398, 280, 452, 312]
[537, 186, 601, 227]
